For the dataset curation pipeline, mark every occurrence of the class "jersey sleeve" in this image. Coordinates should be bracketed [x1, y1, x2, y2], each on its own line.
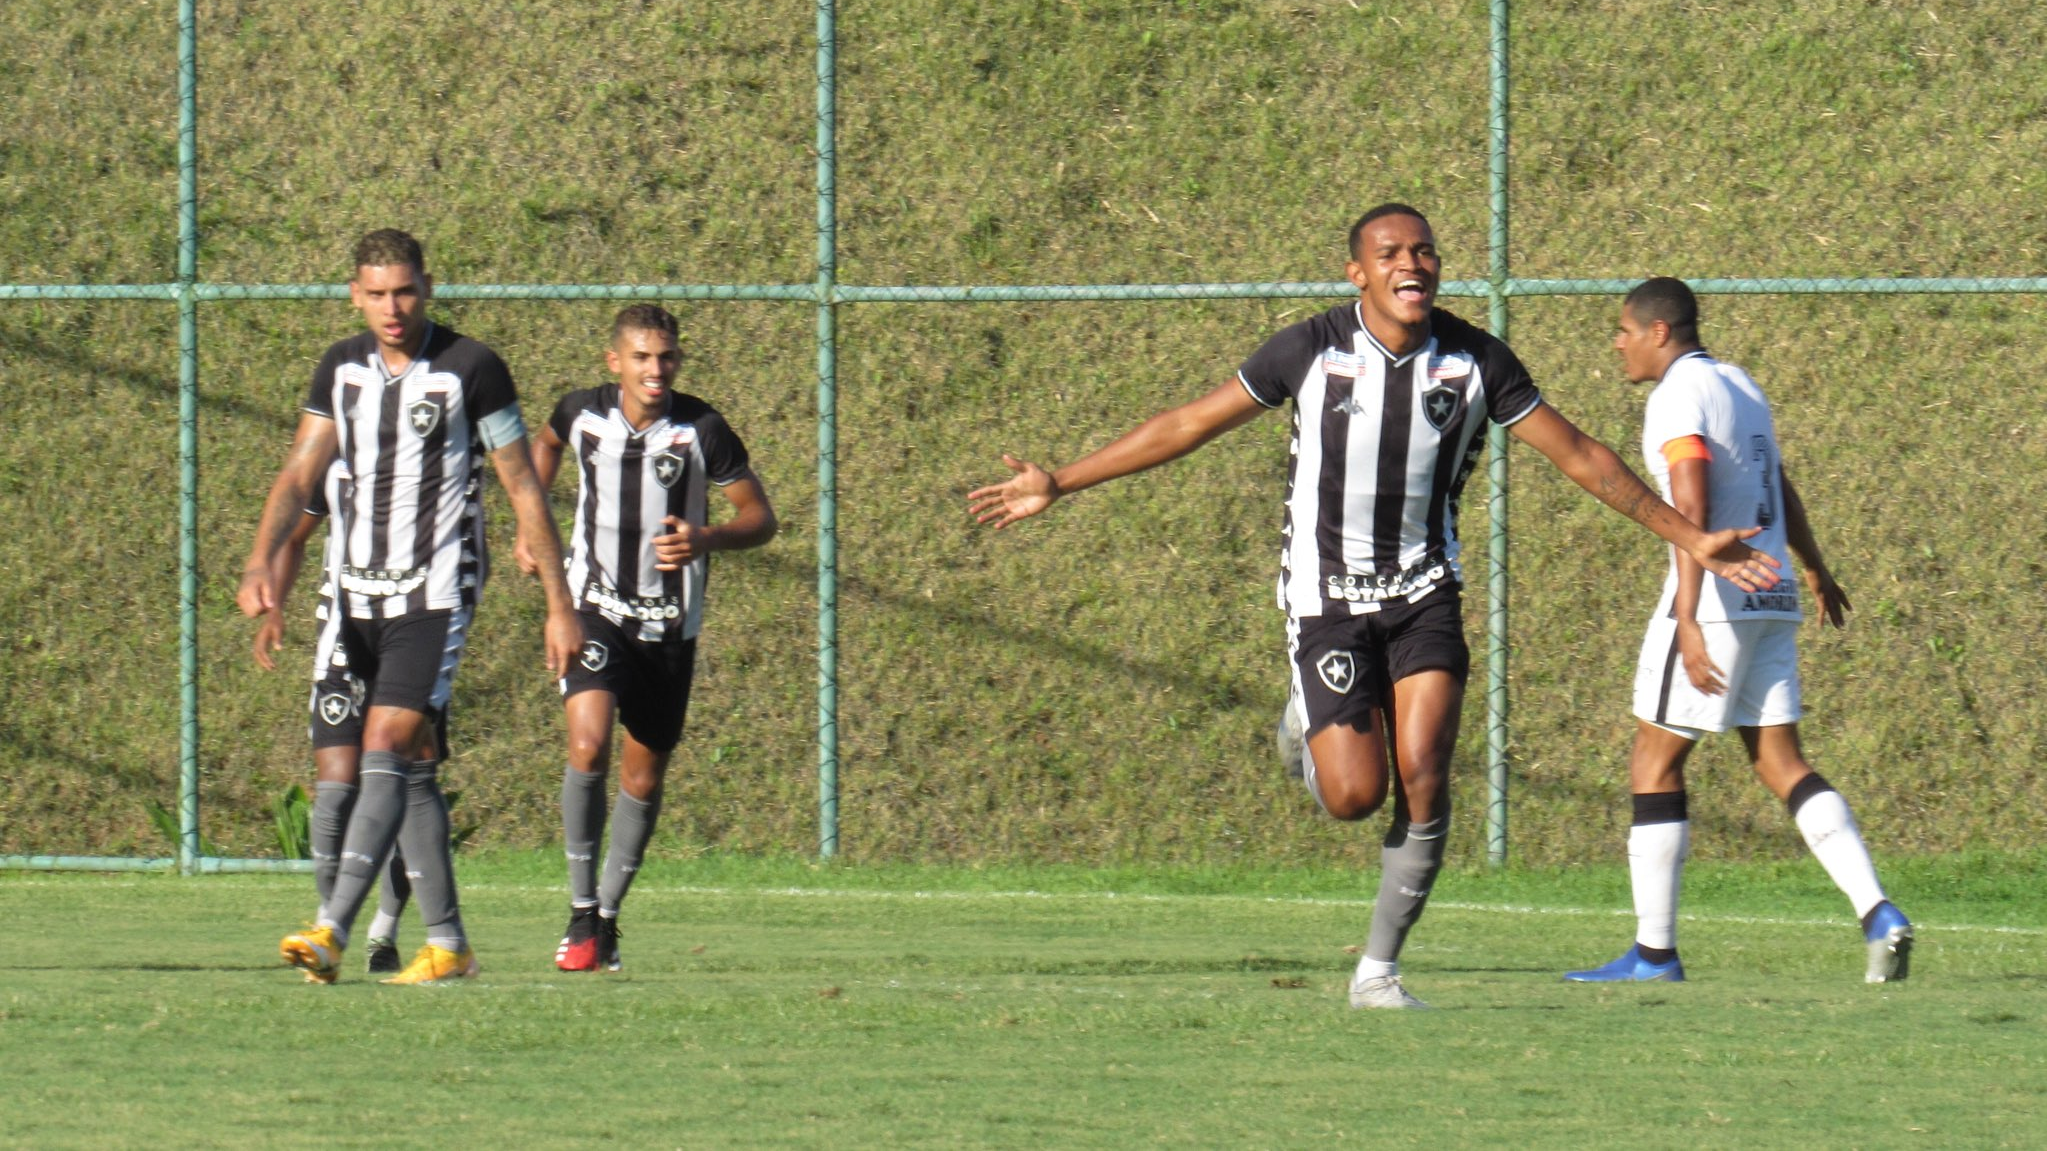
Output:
[462, 347, 519, 423]
[546, 389, 587, 444]
[463, 348, 527, 452]
[1642, 376, 1709, 452]
[1479, 342, 1543, 427]
[697, 409, 753, 486]
[303, 343, 347, 417]
[1236, 319, 1322, 409]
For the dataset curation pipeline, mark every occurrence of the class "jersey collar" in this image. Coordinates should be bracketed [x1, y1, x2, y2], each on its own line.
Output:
[1659, 347, 1713, 383]
[372, 321, 435, 383]
[1353, 302, 1432, 366]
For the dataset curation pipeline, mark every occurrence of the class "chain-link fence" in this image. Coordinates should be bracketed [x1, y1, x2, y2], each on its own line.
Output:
[4, 0, 2042, 872]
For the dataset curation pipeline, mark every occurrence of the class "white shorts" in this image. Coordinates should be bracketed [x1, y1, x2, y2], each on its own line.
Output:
[1632, 617, 1802, 738]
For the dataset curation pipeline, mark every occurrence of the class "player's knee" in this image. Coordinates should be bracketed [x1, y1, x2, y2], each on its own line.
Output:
[566, 731, 612, 772]
[1315, 775, 1389, 822]
[1394, 764, 1448, 820]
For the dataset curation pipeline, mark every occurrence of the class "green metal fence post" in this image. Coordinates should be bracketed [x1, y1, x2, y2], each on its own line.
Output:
[176, 0, 202, 876]
[814, 0, 841, 858]
[1484, 0, 1512, 867]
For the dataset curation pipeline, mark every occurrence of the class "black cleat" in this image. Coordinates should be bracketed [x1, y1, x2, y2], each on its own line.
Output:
[365, 937, 402, 975]
[596, 914, 623, 972]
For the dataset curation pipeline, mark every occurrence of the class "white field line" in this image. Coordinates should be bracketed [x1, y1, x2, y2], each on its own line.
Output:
[490, 882, 2046, 938]
[20, 877, 2041, 937]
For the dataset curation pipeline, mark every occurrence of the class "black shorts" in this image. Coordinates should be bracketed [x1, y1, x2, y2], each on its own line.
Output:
[307, 665, 367, 750]
[559, 612, 698, 753]
[337, 607, 470, 719]
[1288, 587, 1470, 734]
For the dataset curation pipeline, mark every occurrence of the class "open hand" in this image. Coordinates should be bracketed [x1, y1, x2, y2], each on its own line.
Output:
[967, 454, 1059, 529]
[1689, 527, 1782, 593]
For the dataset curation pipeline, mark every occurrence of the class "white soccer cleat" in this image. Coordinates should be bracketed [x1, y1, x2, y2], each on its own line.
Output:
[1349, 973, 1430, 1010]
[1276, 690, 1306, 780]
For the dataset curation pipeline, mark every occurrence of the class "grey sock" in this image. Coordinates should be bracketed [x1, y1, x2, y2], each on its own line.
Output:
[322, 753, 409, 940]
[598, 788, 662, 915]
[1364, 815, 1449, 962]
[561, 766, 606, 908]
[396, 759, 465, 952]
[310, 781, 357, 906]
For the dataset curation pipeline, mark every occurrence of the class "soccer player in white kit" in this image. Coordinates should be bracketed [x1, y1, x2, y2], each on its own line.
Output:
[1565, 277, 1912, 985]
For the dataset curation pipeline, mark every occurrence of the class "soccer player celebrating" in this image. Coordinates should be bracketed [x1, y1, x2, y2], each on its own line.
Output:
[518, 304, 777, 972]
[239, 229, 583, 985]
[249, 459, 416, 975]
[969, 205, 1781, 1009]
[1563, 277, 1911, 985]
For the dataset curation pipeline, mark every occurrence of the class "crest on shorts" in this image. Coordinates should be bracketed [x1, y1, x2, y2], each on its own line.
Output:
[407, 395, 444, 438]
[578, 639, 610, 672]
[317, 692, 353, 727]
[1316, 650, 1357, 695]
[652, 450, 685, 490]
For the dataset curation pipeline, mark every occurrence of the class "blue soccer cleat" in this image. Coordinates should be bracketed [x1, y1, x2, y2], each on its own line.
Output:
[1563, 944, 1685, 983]
[1863, 902, 1912, 984]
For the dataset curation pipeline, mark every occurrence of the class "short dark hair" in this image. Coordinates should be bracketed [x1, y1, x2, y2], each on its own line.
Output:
[1624, 276, 1700, 341]
[1348, 203, 1430, 260]
[611, 302, 680, 344]
[352, 229, 425, 273]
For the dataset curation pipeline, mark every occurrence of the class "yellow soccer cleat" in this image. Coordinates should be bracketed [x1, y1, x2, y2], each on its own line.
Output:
[381, 943, 480, 985]
[281, 925, 343, 985]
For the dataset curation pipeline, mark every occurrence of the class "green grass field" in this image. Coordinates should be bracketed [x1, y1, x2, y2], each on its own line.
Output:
[6, 853, 2043, 1148]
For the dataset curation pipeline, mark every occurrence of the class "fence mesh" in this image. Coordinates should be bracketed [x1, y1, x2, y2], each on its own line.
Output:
[3, 0, 2042, 869]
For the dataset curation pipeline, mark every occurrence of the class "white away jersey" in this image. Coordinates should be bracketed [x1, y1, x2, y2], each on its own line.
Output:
[1238, 303, 1543, 618]
[1641, 351, 1800, 622]
[548, 385, 751, 642]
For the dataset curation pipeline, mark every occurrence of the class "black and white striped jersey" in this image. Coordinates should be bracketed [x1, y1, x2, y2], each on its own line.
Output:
[303, 324, 527, 619]
[547, 385, 752, 642]
[306, 460, 346, 681]
[1239, 303, 1542, 618]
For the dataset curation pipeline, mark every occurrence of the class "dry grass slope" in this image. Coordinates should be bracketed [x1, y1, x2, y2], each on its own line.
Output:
[3, 0, 2042, 864]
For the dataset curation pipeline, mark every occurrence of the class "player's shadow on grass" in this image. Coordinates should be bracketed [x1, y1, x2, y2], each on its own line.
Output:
[755, 549, 1273, 712]
[0, 962, 278, 973]
[3, 320, 285, 428]
[0, 717, 165, 793]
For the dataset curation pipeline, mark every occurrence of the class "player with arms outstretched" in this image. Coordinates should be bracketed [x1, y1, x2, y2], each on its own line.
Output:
[1563, 277, 1911, 985]
[519, 304, 777, 972]
[970, 205, 1781, 1009]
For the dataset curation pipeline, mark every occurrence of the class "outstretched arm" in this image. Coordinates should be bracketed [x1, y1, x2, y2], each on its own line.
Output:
[1507, 402, 1781, 592]
[967, 379, 1266, 528]
[239, 414, 339, 617]
[493, 437, 584, 677]
[1780, 466, 1849, 628]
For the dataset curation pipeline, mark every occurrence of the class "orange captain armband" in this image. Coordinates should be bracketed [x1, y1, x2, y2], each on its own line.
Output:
[1661, 435, 1711, 466]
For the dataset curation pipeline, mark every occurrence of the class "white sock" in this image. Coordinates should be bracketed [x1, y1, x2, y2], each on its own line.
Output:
[1628, 820, 1689, 951]
[366, 910, 401, 942]
[1354, 955, 1397, 982]
[1793, 789, 1887, 919]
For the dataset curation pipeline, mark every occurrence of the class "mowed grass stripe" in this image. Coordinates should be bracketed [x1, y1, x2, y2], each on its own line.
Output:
[5, 868, 2042, 1148]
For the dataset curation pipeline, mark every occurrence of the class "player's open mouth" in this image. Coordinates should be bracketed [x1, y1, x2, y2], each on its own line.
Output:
[1393, 279, 1430, 303]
